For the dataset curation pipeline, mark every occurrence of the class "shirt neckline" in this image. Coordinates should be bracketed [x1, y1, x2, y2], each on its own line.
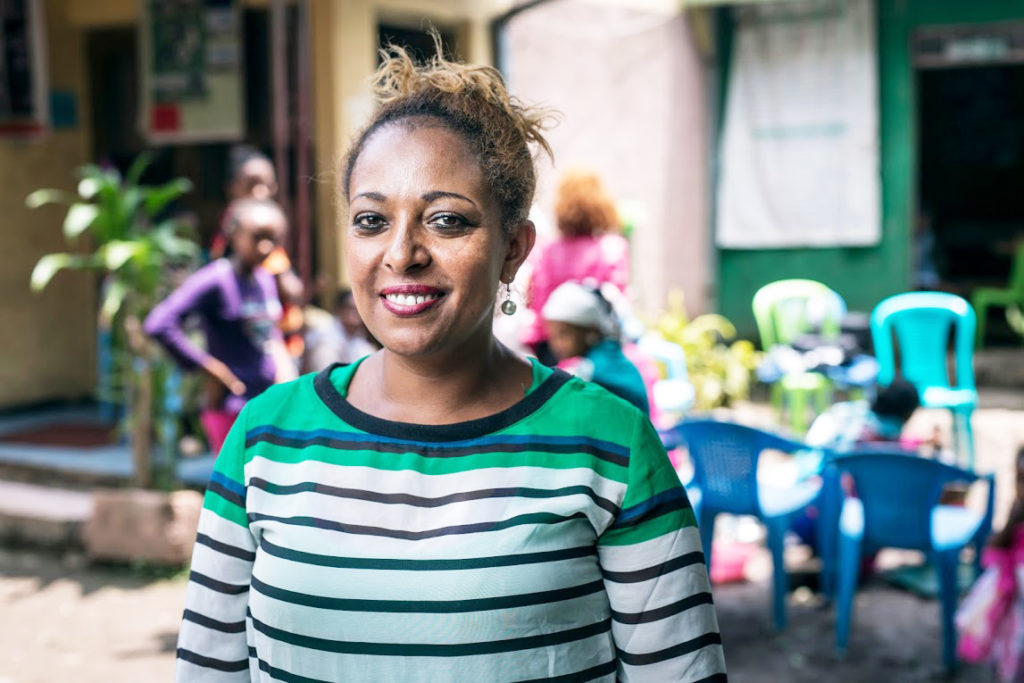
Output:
[313, 356, 572, 442]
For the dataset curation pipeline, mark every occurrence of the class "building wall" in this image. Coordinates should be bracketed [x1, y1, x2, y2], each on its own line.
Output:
[716, 0, 1024, 341]
[0, 0, 96, 409]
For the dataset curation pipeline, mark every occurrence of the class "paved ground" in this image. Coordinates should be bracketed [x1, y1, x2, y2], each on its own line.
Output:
[0, 387, 1022, 682]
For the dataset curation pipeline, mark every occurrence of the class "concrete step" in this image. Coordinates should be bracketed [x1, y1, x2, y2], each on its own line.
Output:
[0, 480, 93, 550]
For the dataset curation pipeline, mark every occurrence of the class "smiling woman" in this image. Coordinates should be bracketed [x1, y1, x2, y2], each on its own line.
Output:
[175, 39, 727, 683]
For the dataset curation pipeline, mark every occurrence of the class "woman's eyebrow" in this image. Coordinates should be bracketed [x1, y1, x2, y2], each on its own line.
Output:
[352, 191, 386, 202]
[422, 190, 477, 207]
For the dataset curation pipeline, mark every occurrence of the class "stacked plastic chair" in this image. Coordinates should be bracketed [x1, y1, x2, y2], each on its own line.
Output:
[870, 292, 978, 469]
[752, 279, 846, 433]
[830, 450, 993, 673]
[664, 419, 820, 629]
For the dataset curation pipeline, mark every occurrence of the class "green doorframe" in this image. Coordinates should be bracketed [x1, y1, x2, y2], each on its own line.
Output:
[713, 0, 1024, 341]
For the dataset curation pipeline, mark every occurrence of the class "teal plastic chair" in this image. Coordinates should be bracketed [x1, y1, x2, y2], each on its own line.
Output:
[972, 242, 1024, 347]
[870, 292, 977, 469]
[664, 419, 820, 630]
[831, 451, 993, 674]
[753, 279, 845, 433]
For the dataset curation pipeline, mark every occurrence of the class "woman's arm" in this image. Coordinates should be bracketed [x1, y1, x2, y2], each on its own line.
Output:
[176, 408, 257, 681]
[597, 417, 727, 681]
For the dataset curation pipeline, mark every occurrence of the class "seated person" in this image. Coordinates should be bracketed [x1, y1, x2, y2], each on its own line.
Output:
[806, 378, 921, 455]
[542, 281, 649, 415]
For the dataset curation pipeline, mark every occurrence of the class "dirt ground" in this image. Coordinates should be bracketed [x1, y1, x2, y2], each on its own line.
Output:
[0, 394, 1022, 682]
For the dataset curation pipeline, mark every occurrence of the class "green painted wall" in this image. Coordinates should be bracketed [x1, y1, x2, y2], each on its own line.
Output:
[715, 0, 1024, 341]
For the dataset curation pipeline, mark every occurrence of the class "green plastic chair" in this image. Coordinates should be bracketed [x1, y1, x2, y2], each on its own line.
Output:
[972, 242, 1024, 347]
[753, 279, 845, 433]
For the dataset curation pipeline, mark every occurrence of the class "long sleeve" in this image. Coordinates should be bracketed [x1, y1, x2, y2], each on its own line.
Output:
[144, 263, 220, 371]
[176, 407, 256, 681]
[598, 416, 727, 682]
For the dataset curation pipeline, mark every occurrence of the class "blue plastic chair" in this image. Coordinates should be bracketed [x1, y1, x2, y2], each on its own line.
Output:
[637, 335, 695, 421]
[830, 451, 993, 673]
[665, 419, 821, 629]
[870, 292, 978, 469]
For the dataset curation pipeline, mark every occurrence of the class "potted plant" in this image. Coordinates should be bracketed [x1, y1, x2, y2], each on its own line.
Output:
[28, 153, 198, 489]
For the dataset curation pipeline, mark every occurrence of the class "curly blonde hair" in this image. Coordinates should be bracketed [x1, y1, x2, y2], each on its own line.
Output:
[342, 39, 553, 234]
[554, 170, 620, 238]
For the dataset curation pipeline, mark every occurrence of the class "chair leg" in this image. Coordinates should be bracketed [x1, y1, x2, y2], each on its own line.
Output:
[766, 517, 789, 630]
[771, 382, 783, 421]
[935, 551, 959, 674]
[951, 408, 975, 471]
[972, 296, 990, 348]
[818, 469, 841, 601]
[788, 389, 809, 434]
[835, 531, 862, 654]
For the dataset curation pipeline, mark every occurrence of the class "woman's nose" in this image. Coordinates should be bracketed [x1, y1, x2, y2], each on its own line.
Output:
[383, 221, 429, 272]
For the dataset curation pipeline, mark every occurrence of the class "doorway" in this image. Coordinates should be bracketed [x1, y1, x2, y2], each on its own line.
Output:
[914, 25, 1024, 342]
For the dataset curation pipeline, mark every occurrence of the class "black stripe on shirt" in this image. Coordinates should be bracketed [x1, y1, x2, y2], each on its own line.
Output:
[249, 478, 620, 516]
[176, 647, 249, 672]
[247, 510, 591, 541]
[259, 537, 596, 570]
[515, 658, 618, 682]
[255, 656, 331, 683]
[208, 479, 245, 508]
[245, 432, 629, 467]
[189, 569, 250, 595]
[195, 532, 256, 562]
[611, 592, 715, 625]
[617, 631, 723, 666]
[182, 608, 246, 634]
[247, 609, 612, 657]
[608, 493, 691, 531]
[250, 575, 606, 613]
[601, 551, 706, 584]
[693, 674, 729, 683]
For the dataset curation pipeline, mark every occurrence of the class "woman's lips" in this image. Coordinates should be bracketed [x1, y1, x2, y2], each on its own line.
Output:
[380, 286, 445, 316]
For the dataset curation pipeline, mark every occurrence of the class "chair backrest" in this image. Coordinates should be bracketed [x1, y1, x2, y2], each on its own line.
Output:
[832, 450, 978, 551]
[752, 279, 847, 350]
[637, 335, 689, 383]
[870, 291, 976, 392]
[672, 419, 804, 516]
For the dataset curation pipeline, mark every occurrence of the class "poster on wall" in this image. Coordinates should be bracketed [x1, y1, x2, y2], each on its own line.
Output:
[138, 0, 243, 143]
[716, 0, 880, 249]
[0, 0, 48, 136]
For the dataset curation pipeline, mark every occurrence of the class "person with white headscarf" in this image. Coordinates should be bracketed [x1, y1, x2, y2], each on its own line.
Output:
[542, 280, 650, 414]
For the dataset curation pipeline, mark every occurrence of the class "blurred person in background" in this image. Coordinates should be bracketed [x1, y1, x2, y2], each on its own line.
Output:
[524, 169, 630, 364]
[145, 199, 297, 454]
[212, 145, 306, 369]
[302, 288, 378, 372]
[175, 41, 724, 682]
[543, 280, 650, 415]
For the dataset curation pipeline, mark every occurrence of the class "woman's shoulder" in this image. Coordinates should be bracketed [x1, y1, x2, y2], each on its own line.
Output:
[541, 369, 649, 440]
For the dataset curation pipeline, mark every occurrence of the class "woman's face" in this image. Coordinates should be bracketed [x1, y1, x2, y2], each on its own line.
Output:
[345, 122, 533, 360]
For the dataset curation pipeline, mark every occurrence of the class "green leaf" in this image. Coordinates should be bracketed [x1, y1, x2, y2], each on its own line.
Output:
[143, 178, 193, 216]
[27, 189, 76, 209]
[100, 279, 129, 325]
[100, 240, 145, 270]
[150, 221, 199, 259]
[62, 203, 101, 240]
[78, 177, 102, 200]
[126, 152, 154, 187]
[30, 253, 88, 291]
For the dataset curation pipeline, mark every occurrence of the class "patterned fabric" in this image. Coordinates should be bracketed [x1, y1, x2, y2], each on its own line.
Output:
[176, 358, 726, 682]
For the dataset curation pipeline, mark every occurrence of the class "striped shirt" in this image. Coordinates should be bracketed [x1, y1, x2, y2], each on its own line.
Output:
[176, 358, 726, 682]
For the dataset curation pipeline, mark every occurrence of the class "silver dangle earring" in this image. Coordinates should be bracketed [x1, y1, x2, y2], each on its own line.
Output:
[500, 282, 517, 315]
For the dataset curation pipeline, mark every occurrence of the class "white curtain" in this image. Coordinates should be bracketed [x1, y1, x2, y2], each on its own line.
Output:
[716, 0, 880, 248]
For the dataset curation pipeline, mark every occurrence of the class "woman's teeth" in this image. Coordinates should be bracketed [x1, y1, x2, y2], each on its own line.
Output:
[384, 293, 441, 306]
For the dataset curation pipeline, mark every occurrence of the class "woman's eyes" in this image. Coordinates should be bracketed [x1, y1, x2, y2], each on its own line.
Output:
[350, 212, 473, 234]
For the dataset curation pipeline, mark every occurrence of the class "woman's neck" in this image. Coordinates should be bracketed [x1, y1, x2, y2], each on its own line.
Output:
[349, 336, 532, 425]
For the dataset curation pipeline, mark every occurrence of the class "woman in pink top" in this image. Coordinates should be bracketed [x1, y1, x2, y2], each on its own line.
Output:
[524, 170, 630, 362]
